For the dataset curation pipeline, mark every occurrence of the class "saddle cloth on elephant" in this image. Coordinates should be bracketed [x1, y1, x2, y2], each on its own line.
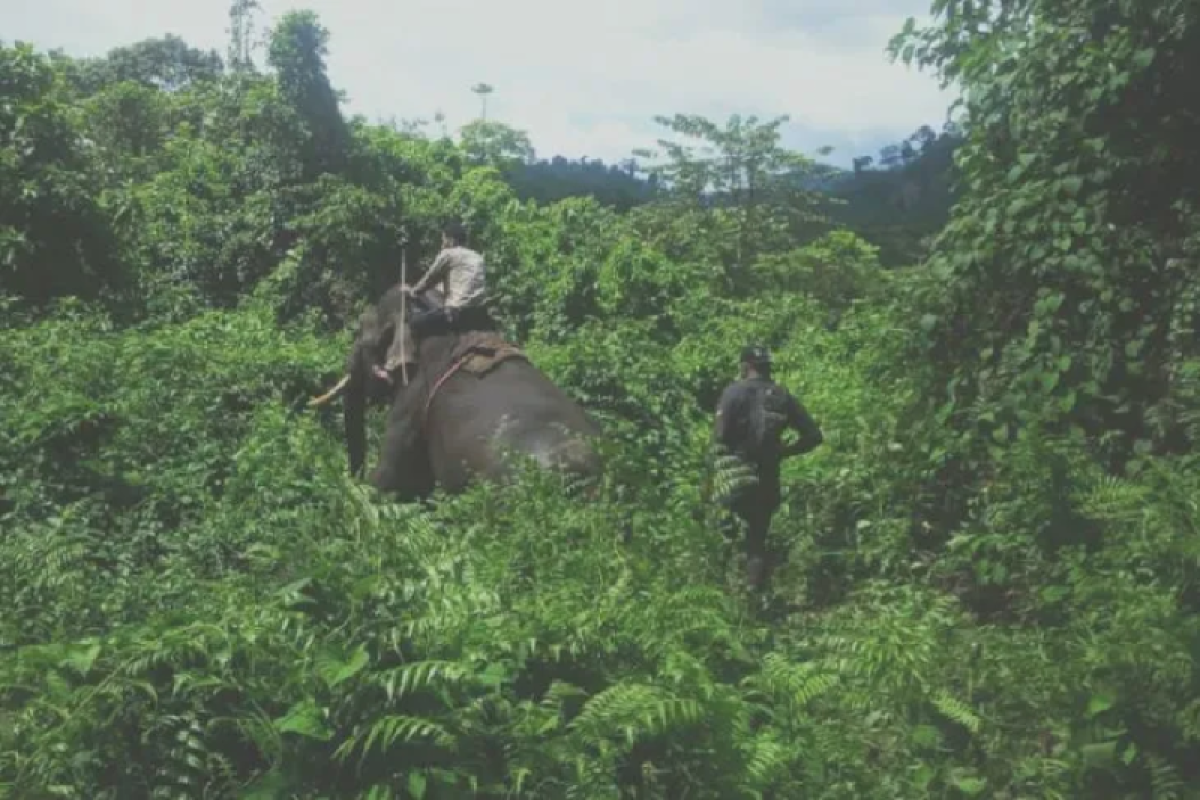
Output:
[450, 330, 528, 376]
[423, 331, 529, 416]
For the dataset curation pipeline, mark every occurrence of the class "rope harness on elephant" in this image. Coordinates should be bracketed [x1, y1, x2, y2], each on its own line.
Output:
[425, 352, 471, 417]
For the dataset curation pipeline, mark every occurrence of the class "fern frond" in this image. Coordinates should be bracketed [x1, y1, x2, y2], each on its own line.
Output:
[743, 733, 793, 791]
[372, 660, 473, 703]
[1076, 475, 1151, 523]
[1148, 754, 1184, 800]
[333, 715, 455, 766]
[748, 652, 839, 709]
[931, 689, 981, 734]
[709, 451, 759, 504]
[569, 683, 703, 746]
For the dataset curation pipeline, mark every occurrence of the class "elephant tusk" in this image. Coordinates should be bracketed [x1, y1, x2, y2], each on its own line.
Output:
[308, 374, 350, 407]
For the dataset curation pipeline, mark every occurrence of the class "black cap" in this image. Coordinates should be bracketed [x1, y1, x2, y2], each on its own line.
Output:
[740, 345, 771, 366]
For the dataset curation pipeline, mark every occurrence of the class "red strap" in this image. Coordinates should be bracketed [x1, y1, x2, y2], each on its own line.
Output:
[421, 343, 526, 419]
[424, 352, 470, 418]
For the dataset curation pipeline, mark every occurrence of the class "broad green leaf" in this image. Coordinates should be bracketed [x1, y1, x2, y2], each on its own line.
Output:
[63, 642, 101, 676]
[274, 700, 332, 741]
[321, 645, 370, 688]
[1082, 740, 1118, 765]
[950, 770, 987, 796]
[1087, 692, 1115, 717]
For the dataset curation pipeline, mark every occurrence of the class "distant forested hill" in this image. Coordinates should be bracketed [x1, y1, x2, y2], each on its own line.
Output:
[822, 124, 962, 267]
[508, 156, 658, 210]
[501, 124, 962, 268]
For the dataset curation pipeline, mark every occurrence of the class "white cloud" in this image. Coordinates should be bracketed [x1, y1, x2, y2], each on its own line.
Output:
[1, 0, 956, 166]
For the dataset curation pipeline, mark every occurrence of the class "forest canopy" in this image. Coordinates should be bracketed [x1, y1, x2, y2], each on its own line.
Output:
[2, 0, 1200, 797]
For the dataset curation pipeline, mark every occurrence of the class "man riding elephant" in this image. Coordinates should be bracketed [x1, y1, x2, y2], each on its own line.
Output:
[374, 220, 496, 383]
[712, 345, 823, 594]
[312, 282, 603, 501]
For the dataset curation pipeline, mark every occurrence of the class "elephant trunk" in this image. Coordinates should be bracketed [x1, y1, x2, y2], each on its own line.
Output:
[345, 346, 368, 478]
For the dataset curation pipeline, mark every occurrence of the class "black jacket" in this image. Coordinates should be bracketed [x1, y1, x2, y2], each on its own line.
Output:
[713, 376, 823, 489]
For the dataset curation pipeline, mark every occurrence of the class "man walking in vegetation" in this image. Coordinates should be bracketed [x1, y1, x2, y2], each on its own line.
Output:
[712, 345, 823, 595]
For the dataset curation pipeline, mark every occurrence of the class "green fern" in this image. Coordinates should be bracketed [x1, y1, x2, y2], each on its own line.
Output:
[1148, 754, 1184, 800]
[930, 689, 981, 734]
[708, 450, 759, 505]
[1076, 475, 1152, 524]
[333, 715, 455, 766]
[742, 733, 794, 794]
[372, 659, 474, 703]
[569, 682, 704, 745]
[746, 652, 839, 709]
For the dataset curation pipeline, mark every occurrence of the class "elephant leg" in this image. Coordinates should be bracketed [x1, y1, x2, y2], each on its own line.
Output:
[370, 400, 433, 500]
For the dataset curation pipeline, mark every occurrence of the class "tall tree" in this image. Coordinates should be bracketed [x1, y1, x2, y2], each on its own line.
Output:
[70, 35, 223, 94]
[226, 0, 261, 74]
[0, 43, 124, 307]
[458, 119, 534, 170]
[267, 10, 348, 178]
[637, 113, 823, 291]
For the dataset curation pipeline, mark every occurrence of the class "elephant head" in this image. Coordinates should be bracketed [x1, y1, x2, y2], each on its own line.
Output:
[310, 284, 418, 477]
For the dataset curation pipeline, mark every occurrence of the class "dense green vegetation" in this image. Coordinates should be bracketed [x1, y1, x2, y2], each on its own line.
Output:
[3, 0, 1200, 796]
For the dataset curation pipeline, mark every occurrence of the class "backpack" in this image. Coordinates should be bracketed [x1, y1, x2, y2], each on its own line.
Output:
[745, 381, 790, 461]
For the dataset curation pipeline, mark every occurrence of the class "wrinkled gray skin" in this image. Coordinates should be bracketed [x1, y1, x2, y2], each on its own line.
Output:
[340, 286, 603, 500]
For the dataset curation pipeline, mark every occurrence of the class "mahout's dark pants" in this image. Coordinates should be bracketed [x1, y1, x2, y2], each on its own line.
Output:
[409, 304, 496, 338]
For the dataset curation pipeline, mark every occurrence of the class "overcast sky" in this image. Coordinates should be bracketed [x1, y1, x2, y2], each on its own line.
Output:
[2, 0, 955, 168]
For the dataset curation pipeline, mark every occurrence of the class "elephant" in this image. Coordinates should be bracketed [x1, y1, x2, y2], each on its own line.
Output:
[310, 285, 604, 500]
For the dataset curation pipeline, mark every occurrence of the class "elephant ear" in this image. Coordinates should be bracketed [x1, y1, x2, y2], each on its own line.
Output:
[353, 289, 418, 373]
[347, 308, 379, 371]
[358, 306, 383, 338]
[381, 314, 417, 372]
[358, 308, 394, 354]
